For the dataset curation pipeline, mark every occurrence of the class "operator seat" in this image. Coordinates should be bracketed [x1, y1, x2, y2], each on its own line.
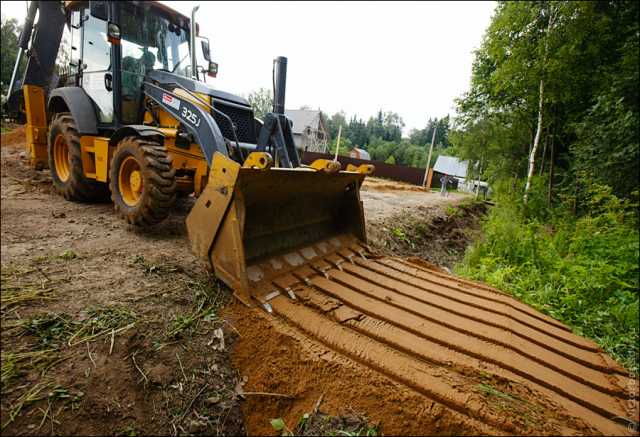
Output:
[121, 51, 157, 124]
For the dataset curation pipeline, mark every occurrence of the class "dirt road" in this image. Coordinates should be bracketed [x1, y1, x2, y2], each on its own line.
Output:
[2, 129, 637, 436]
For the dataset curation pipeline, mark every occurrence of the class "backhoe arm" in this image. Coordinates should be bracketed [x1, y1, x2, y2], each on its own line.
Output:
[4, 1, 66, 111]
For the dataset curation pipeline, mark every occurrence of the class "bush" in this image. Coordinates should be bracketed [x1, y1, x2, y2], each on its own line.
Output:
[456, 184, 639, 374]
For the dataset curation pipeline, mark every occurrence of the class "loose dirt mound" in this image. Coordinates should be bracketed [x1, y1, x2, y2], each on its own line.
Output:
[1, 125, 26, 149]
[361, 177, 428, 193]
[226, 235, 638, 436]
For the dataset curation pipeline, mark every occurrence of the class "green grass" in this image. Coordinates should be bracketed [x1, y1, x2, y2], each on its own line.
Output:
[271, 413, 378, 437]
[476, 383, 520, 402]
[163, 279, 224, 340]
[456, 184, 639, 374]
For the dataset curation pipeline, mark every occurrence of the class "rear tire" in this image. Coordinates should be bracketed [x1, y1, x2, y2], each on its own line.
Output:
[109, 136, 177, 226]
[47, 112, 109, 201]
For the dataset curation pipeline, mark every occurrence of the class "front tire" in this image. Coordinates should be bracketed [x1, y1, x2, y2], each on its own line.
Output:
[47, 112, 109, 201]
[109, 136, 177, 226]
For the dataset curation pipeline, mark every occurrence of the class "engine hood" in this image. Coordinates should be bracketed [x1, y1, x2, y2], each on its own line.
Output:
[146, 70, 251, 108]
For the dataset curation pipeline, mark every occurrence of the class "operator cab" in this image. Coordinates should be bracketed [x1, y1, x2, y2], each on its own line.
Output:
[63, 1, 216, 128]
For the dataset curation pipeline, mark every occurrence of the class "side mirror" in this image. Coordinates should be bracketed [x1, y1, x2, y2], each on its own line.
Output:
[89, 1, 109, 21]
[201, 40, 211, 61]
[208, 61, 218, 78]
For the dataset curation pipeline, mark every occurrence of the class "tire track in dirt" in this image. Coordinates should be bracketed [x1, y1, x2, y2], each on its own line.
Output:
[344, 261, 601, 357]
[386, 257, 574, 333]
[324, 265, 624, 392]
[359, 258, 597, 351]
[289, 270, 627, 418]
[269, 298, 512, 434]
[242, 236, 634, 435]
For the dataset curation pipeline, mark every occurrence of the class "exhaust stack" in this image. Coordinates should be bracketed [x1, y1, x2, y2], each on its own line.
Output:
[273, 56, 287, 114]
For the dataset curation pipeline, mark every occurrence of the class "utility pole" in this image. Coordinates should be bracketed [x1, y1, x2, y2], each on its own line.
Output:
[334, 125, 342, 161]
[422, 126, 437, 186]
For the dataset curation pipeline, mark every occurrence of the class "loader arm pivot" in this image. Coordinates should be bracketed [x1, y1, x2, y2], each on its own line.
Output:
[143, 81, 229, 164]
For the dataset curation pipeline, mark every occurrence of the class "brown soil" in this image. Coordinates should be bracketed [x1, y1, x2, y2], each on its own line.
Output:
[1, 130, 245, 436]
[367, 200, 488, 270]
[1, 125, 26, 148]
[361, 177, 430, 193]
[2, 127, 637, 436]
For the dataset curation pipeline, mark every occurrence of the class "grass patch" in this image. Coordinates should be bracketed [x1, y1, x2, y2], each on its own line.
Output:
[2, 380, 53, 429]
[5, 306, 137, 348]
[58, 250, 78, 260]
[67, 306, 136, 346]
[2, 306, 136, 390]
[457, 185, 639, 374]
[271, 411, 378, 437]
[1, 265, 55, 313]
[131, 255, 182, 276]
[1, 287, 55, 312]
[163, 279, 225, 341]
[1, 350, 60, 391]
[476, 383, 520, 402]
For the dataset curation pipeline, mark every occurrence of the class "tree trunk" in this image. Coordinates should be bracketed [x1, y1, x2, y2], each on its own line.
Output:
[539, 133, 548, 176]
[524, 77, 545, 204]
[524, 5, 555, 204]
[547, 133, 555, 205]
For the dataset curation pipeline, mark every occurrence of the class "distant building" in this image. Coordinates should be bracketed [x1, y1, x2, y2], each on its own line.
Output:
[349, 148, 370, 160]
[433, 155, 469, 179]
[285, 109, 329, 153]
[433, 155, 490, 197]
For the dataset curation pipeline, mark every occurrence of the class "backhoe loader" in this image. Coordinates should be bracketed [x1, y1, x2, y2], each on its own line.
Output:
[5, 4, 636, 432]
[5, 0, 373, 306]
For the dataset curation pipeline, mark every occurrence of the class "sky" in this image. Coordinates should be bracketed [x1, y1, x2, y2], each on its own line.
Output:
[1, 1, 495, 134]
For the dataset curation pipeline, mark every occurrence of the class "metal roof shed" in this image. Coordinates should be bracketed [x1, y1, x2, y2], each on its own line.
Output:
[433, 155, 469, 178]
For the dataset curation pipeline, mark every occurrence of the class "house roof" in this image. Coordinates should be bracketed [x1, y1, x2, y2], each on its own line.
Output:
[285, 110, 322, 135]
[433, 155, 469, 178]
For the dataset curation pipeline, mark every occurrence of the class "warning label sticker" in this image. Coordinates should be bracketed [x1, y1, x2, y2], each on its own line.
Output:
[162, 93, 180, 111]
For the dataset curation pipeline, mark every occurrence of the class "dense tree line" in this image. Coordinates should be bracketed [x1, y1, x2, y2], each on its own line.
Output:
[323, 111, 451, 167]
[247, 85, 454, 168]
[451, 0, 639, 207]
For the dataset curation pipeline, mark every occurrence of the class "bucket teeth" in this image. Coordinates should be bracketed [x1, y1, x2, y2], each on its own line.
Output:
[287, 289, 297, 300]
[264, 290, 280, 301]
[262, 302, 273, 313]
[311, 264, 332, 280]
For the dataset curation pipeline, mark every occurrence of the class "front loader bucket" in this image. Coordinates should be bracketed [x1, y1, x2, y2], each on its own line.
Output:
[186, 153, 368, 306]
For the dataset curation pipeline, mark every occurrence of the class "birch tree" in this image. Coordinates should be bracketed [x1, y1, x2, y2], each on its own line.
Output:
[524, 3, 557, 204]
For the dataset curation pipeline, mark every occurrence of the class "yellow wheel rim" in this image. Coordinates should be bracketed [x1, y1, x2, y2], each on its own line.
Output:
[118, 156, 143, 207]
[53, 133, 70, 182]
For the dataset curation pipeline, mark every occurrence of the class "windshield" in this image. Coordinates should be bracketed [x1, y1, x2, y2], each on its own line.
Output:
[120, 2, 191, 77]
[119, 2, 191, 123]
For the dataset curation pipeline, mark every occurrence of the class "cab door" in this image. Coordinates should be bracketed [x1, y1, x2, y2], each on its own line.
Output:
[80, 5, 114, 125]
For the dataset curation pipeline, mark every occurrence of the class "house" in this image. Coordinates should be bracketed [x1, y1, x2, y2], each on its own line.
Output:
[285, 109, 330, 153]
[349, 148, 371, 160]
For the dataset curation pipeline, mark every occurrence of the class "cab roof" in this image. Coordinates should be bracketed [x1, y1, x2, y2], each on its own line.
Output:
[64, 1, 191, 26]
